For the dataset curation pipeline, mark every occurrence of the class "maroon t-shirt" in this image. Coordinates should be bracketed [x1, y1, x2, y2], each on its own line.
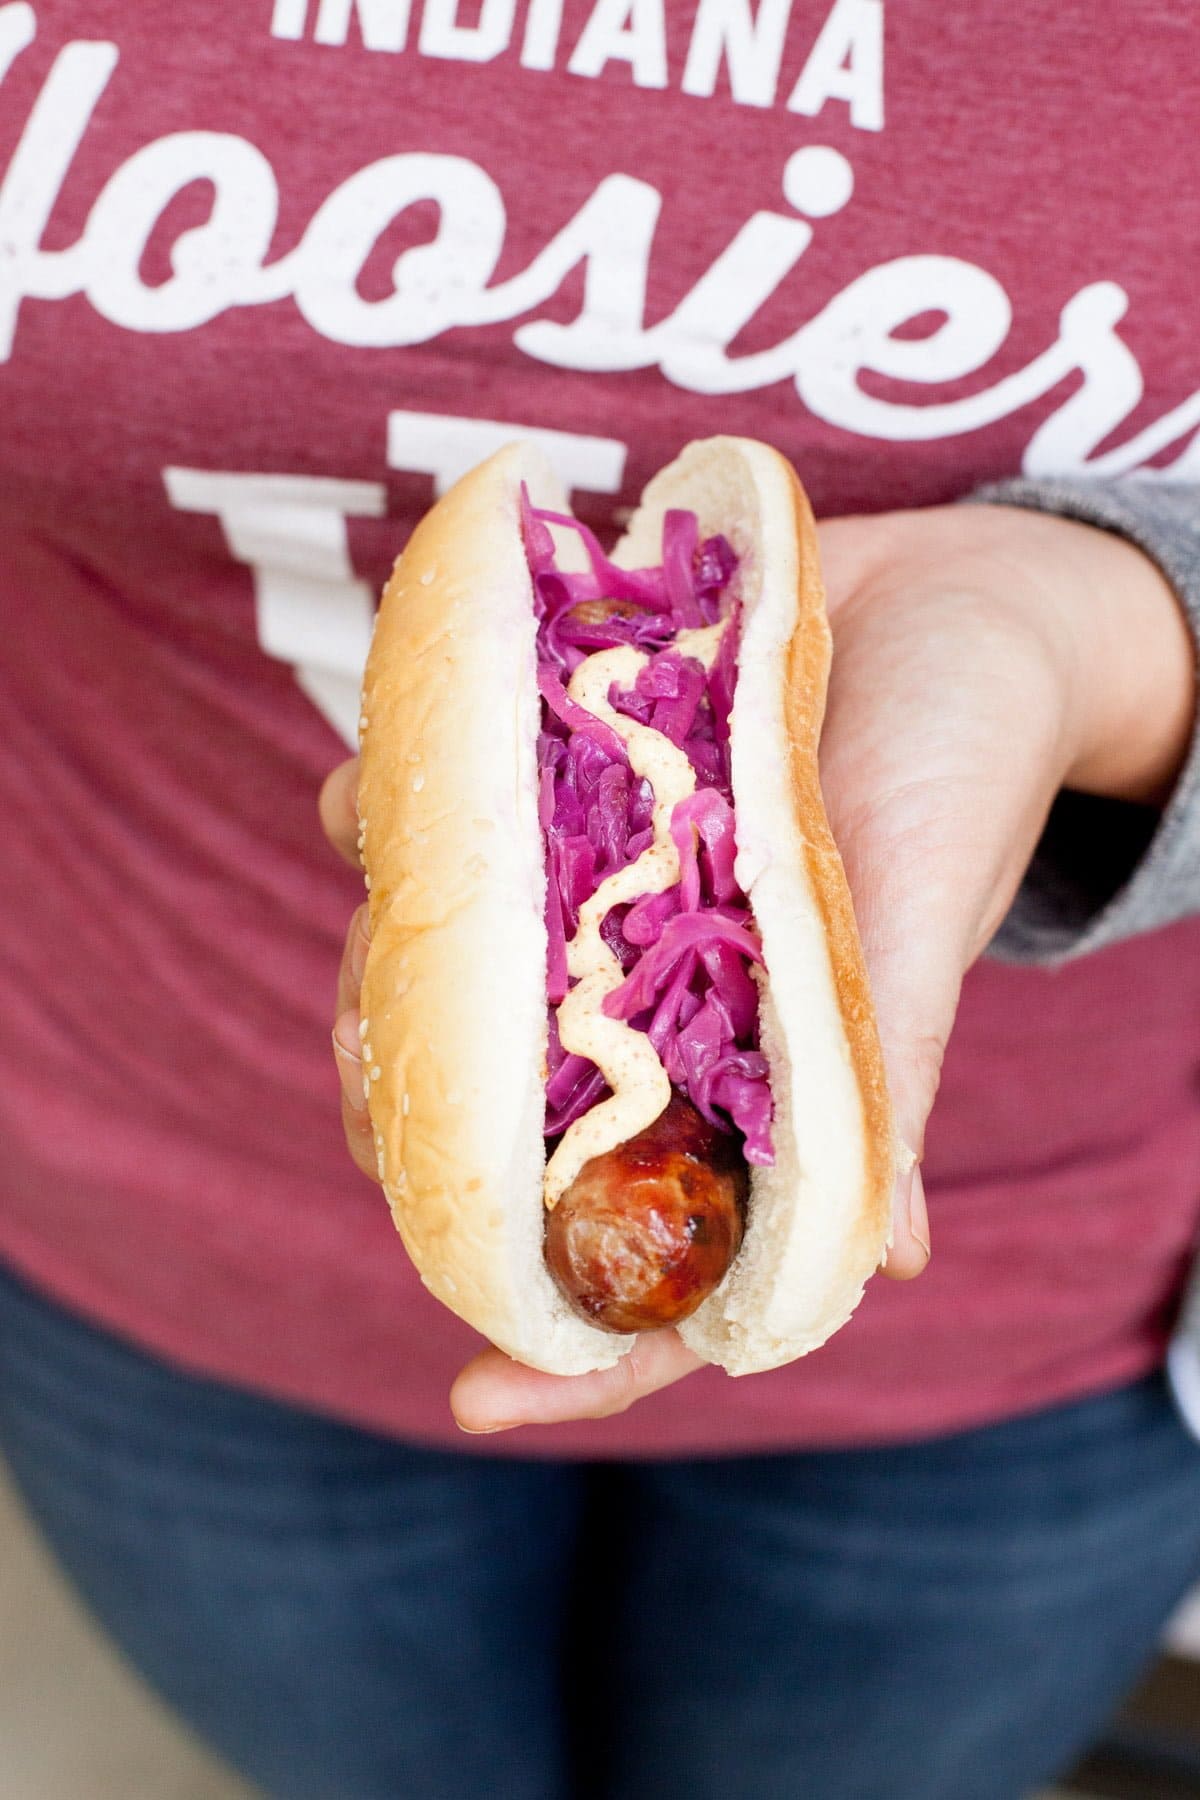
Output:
[2, 0, 1198, 1454]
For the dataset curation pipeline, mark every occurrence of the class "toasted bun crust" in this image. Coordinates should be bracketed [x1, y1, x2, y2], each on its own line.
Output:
[359, 438, 893, 1376]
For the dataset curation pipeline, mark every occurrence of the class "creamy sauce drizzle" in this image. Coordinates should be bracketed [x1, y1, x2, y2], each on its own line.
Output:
[543, 623, 726, 1206]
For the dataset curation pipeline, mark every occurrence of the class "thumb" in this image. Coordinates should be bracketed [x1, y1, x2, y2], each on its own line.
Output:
[837, 813, 974, 1281]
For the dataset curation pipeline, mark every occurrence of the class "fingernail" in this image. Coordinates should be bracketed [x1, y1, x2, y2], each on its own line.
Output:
[455, 1420, 512, 1435]
[908, 1166, 931, 1260]
[332, 1025, 369, 1114]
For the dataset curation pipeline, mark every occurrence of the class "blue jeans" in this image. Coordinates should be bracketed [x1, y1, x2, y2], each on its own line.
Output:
[3, 1259, 1200, 1800]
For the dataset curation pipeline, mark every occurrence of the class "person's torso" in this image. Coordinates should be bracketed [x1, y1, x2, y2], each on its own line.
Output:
[1, 0, 1197, 1452]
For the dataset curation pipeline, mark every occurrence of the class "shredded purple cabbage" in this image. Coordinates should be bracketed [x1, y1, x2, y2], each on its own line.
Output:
[525, 490, 773, 1165]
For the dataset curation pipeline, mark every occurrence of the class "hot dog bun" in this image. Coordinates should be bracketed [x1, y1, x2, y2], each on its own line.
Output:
[357, 437, 894, 1377]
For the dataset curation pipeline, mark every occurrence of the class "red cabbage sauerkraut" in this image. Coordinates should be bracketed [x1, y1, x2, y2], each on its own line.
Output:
[523, 491, 774, 1166]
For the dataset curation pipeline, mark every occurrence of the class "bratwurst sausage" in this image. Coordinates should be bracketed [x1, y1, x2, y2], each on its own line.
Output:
[543, 1094, 747, 1333]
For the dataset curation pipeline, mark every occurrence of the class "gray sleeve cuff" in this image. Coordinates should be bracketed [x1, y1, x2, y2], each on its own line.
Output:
[966, 479, 1200, 965]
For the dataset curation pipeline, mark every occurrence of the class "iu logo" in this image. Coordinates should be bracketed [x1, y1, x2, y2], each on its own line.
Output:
[165, 411, 627, 744]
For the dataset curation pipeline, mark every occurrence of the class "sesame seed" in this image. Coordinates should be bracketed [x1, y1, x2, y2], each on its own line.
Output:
[411, 773, 425, 793]
[362, 1041, 373, 1061]
[370, 1065, 381, 1081]
[420, 568, 435, 586]
[402, 1093, 410, 1116]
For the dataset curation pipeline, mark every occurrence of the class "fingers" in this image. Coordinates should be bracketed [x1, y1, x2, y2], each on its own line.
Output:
[334, 1008, 380, 1180]
[324, 764, 376, 1180]
[450, 1331, 704, 1433]
[319, 757, 362, 869]
[336, 902, 371, 1020]
[837, 810, 954, 1284]
[333, 906, 375, 1183]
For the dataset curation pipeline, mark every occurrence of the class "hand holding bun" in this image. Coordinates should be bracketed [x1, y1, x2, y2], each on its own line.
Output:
[327, 462, 1195, 1428]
